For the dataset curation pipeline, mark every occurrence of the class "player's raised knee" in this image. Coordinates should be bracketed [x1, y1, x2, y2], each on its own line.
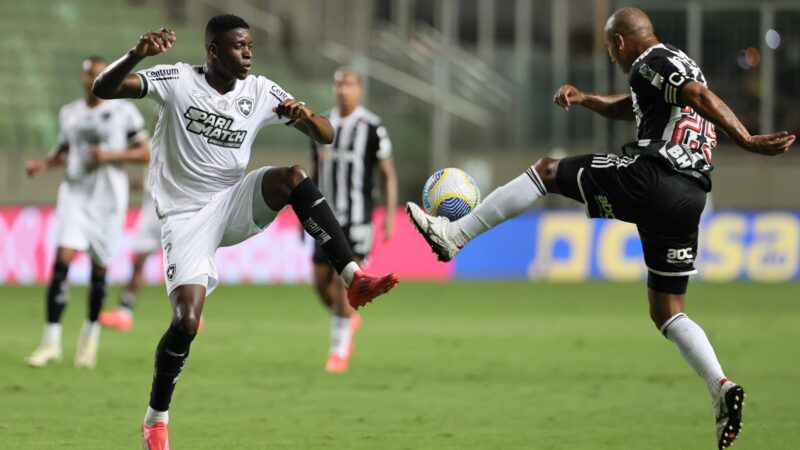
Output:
[286, 164, 308, 189]
[532, 157, 560, 192]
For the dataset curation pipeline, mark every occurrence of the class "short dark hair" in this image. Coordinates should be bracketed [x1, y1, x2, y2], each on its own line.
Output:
[205, 14, 250, 46]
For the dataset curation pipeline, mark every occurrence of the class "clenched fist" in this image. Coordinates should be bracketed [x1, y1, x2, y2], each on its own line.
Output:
[133, 28, 176, 58]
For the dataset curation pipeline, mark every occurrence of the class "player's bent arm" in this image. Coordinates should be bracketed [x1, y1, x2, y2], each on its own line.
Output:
[99, 137, 151, 163]
[579, 93, 635, 121]
[293, 114, 335, 145]
[377, 157, 398, 239]
[93, 28, 176, 99]
[681, 81, 795, 156]
[553, 84, 634, 121]
[93, 52, 145, 99]
[26, 144, 68, 177]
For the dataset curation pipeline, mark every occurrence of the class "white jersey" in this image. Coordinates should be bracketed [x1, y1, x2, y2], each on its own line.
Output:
[56, 99, 147, 212]
[135, 62, 293, 217]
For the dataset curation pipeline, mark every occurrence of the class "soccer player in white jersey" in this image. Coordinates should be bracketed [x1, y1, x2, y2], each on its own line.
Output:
[407, 8, 794, 449]
[92, 15, 399, 449]
[311, 69, 398, 372]
[24, 56, 150, 369]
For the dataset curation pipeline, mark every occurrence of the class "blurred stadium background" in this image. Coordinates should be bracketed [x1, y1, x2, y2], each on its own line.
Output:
[1, 0, 798, 285]
[0, 1, 798, 449]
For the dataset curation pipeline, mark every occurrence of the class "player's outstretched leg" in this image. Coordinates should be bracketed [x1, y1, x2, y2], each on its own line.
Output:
[261, 166, 398, 308]
[74, 263, 106, 368]
[100, 252, 146, 331]
[406, 160, 553, 262]
[142, 285, 203, 450]
[650, 283, 744, 449]
[26, 248, 76, 368]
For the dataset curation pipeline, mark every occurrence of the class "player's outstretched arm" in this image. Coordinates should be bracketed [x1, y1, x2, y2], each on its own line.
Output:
[93, 28, 176, 99]
[680, 81, 795, 156]
[553, 84, 635, 121]
[25, 144, 68, 177]
[275, 100, 335, 144]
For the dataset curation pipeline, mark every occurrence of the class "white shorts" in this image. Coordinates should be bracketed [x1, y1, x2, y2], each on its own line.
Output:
[160, 168, 278, 295]
[56, 184, 125, 267]
[132, 195, 162, 254]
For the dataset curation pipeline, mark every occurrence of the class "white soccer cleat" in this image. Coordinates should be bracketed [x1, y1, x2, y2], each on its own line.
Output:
[714, 379, 745, 449]
[25, 343, 62, 368]
[405, 202, 462, 262]
[74, 335, 99, 369]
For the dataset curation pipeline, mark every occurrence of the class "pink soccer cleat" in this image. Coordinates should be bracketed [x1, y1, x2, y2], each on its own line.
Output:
[142, 422, 170, 450]
[98, 309, 133, 332]
[346, 271, 399, 309]
[325, 354, 349, 373]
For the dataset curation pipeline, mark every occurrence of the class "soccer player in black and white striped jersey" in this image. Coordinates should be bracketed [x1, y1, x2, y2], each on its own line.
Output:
[407, 8, 794, 449]
[311, 69, 398, 372]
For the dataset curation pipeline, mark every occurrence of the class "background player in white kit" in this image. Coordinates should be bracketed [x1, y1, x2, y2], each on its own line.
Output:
[311, 69, 398, 372]
[92, 15, 398, 449]
[24, 56, 150, 369]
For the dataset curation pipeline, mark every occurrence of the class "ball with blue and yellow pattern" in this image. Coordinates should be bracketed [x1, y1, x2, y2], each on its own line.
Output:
[422, 168, 481, 220]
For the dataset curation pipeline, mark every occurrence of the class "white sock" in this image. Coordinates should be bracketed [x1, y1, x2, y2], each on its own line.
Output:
[339, 261, 359, 288]
[80, 320, 101, 341]
[329, 316, 352, 357]
[661, 313, 726, 397]
[43, 323, 62, 346]
[144, 406, 169, 425]
[454, 167, 546, 241]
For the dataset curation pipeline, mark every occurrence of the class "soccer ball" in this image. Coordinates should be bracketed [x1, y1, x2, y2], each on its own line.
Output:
[422, 168, 481, 220]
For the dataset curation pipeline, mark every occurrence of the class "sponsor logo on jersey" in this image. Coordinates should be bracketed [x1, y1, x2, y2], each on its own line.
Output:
[666, 247, 694, 264]
[660, 144, 693, 169]
[236, 96, 254, 118]
[183, 107, 248, 148]
[145, 68, 180, 81]
[269, 85, 290, 103]
[595, 195, 616, 219]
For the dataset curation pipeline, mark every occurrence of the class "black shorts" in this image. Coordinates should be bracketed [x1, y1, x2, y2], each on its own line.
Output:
[555, 154, 707, 277]
[312, 223, 374, 264]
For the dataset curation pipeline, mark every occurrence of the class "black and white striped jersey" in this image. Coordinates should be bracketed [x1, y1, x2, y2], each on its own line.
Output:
[627, 43, 715, 190]
[312, 106, 392, 227]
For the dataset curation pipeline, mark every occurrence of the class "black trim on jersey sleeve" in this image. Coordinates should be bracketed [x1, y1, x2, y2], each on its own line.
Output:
[135, 73, 148, 99]
[632, 54, 696, 107]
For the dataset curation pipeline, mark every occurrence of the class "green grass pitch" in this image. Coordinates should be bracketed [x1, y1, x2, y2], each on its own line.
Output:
[0, 282, 798, 449]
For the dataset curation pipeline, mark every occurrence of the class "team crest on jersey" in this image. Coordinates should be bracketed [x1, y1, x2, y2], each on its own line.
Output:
[184, 107, 248, 148]
[166, 264, 176, 281]
[236, 97, 254, 118]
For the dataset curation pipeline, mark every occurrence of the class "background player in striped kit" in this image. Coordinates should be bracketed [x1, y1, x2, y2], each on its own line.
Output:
[311, 69, 398, 372]
[24, 56, 150, 369]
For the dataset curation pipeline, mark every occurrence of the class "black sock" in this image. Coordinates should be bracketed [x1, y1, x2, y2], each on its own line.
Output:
[289, 178, 354, 273]
[87, 271, 106, 322]
[149, 324, 196, 412]
[46, 261, 69, 323]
